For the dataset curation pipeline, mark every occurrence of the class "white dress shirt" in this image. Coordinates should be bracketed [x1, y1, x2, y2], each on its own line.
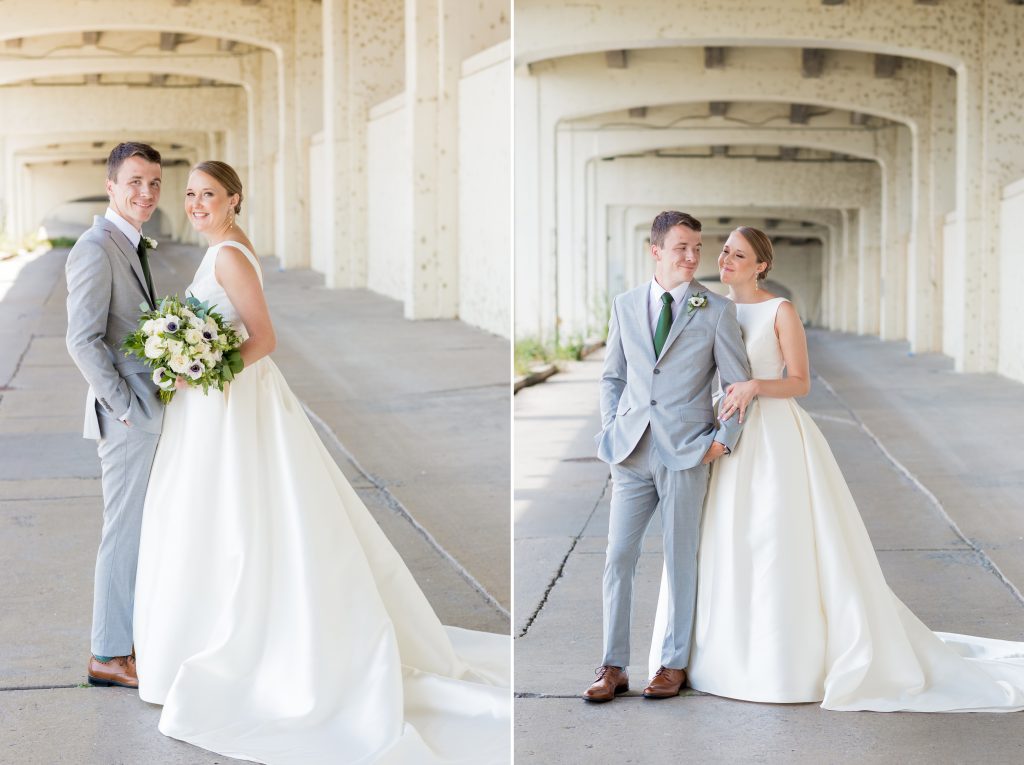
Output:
[104, 207, 142, 249]
[648, 278, 690, 339]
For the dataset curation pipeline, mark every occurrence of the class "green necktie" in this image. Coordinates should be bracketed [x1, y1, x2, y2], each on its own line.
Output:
[653, 291, 674, 357]
[136, 239, 156, 308]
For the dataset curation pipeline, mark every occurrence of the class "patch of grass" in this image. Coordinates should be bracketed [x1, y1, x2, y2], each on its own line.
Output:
[0, 229, 52, 259]
[48, 236, 78, 248]
[514, 335, 586, 376]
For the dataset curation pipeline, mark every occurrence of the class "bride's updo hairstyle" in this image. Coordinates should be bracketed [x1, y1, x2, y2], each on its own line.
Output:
[192, 160, 244, 215]
[734, 226, 774, 281]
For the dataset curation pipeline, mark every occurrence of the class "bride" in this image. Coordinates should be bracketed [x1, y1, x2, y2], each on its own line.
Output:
[650, 226, 1024, 712]
[133, 161, 510, 763]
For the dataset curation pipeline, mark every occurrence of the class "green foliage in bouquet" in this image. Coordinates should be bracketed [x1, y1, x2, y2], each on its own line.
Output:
[123, 295, 245, 404]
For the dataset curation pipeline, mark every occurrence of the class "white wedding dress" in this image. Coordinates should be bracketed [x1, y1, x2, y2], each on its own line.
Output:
[650, 296, 1024, 712]
[134, 241, 510, 763]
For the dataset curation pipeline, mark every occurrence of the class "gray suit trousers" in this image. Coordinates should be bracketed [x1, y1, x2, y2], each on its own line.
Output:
[92, 409, 159, 657]
[602, 427, 710, 670]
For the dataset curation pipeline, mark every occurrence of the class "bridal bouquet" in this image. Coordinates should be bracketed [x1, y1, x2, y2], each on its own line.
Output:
[123, 295, 244, 403]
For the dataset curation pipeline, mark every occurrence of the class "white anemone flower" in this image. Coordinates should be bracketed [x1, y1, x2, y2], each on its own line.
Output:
[151, 367, 174, 390]
[186, 360, 205, 380]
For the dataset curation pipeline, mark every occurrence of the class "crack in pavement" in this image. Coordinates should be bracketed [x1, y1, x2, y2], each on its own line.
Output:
[813, 371, 1024, 609]
[517, 477, 610, 639]
[302, 401, 510, 621]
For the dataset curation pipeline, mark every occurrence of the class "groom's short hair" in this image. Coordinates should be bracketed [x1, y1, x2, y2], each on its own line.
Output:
[651, 211, 702, 248]
[107, 142, 162, 181]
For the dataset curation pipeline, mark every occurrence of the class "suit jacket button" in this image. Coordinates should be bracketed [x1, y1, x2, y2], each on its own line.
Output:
[653, 369, 661, 374]
[651, 400, 656, 406]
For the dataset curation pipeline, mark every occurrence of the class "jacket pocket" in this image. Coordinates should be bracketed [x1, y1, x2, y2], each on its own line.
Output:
[677, 405, 714, 422]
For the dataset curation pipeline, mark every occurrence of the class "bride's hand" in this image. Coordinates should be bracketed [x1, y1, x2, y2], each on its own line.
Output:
[720, 380, 759, 424]
[174, 376, 188, 390]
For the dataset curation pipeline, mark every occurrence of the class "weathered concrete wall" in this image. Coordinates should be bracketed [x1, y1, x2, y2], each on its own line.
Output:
[367, 95, 411, 302]
[999, 178, 1024, 384]
[458, 43, 511, 338]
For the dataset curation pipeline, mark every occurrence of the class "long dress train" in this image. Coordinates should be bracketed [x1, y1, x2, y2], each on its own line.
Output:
[134, 241, 509, 763]
[650, 297, 1024, 712]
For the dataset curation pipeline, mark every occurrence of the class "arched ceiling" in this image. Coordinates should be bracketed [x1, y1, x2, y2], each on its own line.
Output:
[0, 29, 263, 88]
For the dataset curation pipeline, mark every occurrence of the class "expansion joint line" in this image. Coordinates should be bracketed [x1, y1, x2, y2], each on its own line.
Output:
[517, 476, 611, 639]
[813, 373, 1024, 609]
[301, 402, 510, 621]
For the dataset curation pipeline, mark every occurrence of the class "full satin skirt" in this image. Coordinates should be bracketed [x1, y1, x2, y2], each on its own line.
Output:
[135, 357, 509, 763]
[650, 396, 1024, 712]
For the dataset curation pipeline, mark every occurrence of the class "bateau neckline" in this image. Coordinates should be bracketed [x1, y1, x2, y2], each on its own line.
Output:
[733, 296, 786, 306]
[208, 240, 254, 254]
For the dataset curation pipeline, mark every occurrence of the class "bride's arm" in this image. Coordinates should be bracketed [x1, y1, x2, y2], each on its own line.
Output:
[215, 246, 277, 368]
[719, 301, 810, 423]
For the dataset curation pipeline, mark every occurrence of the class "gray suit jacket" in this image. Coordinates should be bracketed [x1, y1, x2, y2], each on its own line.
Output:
[595, 280, 751, 471]
[66, 216, 163, 439]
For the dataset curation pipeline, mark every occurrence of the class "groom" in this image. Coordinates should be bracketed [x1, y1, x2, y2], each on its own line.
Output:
[65, 142, 164, 689]
[584, 211, 751, 702]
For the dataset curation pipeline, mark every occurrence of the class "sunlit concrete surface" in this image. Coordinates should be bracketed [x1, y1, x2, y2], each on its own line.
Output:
[0, 244, 509, 763]
[514, 337, 1024, 764]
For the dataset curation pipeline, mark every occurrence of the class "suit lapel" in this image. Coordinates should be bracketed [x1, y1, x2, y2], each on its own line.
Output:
[632, 284, 656, 363]
[656, 280, 703, 362]
[96, 216, 153, 308]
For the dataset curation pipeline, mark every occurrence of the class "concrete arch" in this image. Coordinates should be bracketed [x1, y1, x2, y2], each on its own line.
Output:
[0, 0, 290, 53]
[0, 57, 249, 89]
[517, 41, 952, 357]
[514, 1, 984, 69]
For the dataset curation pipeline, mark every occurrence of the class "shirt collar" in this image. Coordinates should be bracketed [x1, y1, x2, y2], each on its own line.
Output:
[650, 278, 690, 306]
[104, 207, 142, 248]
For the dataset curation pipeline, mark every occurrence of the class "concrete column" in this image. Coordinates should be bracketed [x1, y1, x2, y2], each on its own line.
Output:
[842, 209, 859, 334]
[404, 0, 457, 320]
[951, 64, 989, 372]
[513, 67, 545, 340]
[321, 0, 353, 288]
[274, 41, 307, 268]
[858, 193, 881, 336]
[878, 125, 912, 342]
[0, 140, 12, 237]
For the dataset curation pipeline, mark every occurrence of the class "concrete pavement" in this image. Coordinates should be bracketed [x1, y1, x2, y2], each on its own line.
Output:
[514, 332, 1024, 764]
[0, 243, 509, 763]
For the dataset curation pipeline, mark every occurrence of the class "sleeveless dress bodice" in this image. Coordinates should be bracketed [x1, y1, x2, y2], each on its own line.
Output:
[736, 297, 787, 380]
[185, 240, 262, 337]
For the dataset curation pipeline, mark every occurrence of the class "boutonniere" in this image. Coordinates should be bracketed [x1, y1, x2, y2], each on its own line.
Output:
[686, 292, 708, 315]
[142, 236, 158, 251]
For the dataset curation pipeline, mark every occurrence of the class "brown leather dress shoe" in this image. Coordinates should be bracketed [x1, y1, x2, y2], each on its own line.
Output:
[87, 655, 138, 689]
[643, 666, 686, 699]
[582, 665, 629, 702]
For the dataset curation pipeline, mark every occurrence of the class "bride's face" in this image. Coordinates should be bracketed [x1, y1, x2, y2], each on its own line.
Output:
[185, 171, 238, 233]
[718, 232, 762, 285]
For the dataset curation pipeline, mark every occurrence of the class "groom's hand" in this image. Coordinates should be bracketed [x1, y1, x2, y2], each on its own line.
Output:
[701, 441, 727, 465]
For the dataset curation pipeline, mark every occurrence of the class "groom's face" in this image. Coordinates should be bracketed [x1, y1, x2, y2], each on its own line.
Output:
[106, 155, 162, 231]
[653, 224, 701, 289]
